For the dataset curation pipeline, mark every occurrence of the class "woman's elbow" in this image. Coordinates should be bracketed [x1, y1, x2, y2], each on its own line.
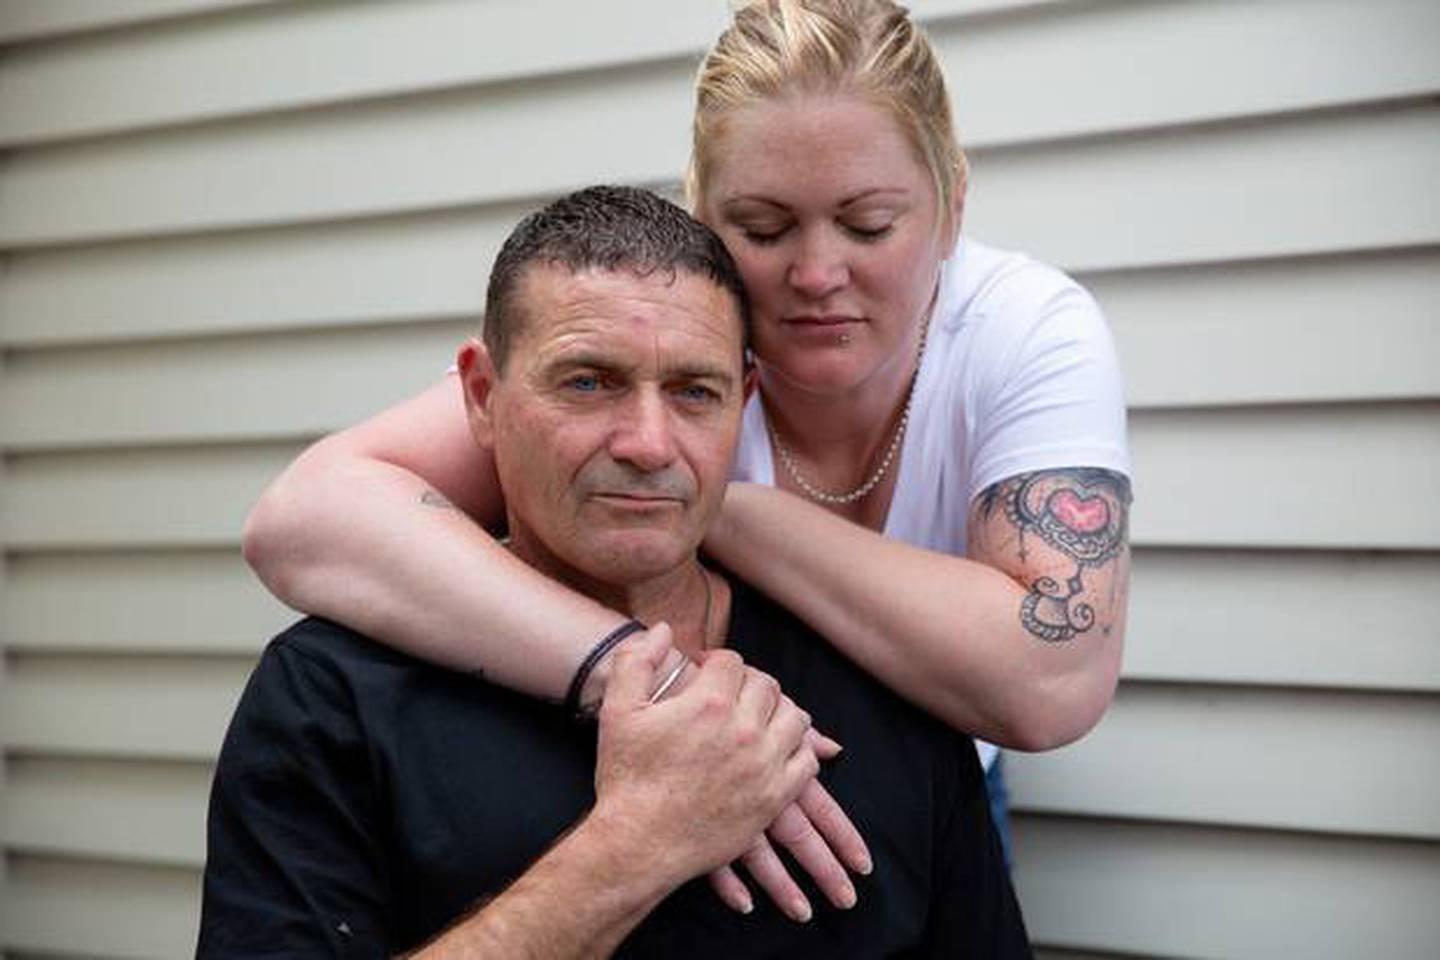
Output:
[241, 477, 299, 600]
[241, 451, 334, 604]
[1000, 657, 1121, 752]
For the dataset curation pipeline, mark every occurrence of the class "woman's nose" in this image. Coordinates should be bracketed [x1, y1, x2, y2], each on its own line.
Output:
[787, 231, 849, 299]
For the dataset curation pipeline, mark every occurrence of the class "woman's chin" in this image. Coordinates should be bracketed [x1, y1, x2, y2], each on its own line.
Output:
[759, 351, 879, 399]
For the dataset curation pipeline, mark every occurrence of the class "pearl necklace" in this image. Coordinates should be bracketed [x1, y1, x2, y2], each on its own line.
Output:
[767, 318, 930, 506]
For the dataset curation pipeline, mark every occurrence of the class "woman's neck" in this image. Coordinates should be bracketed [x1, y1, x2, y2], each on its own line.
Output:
[759, 314, 927, 462]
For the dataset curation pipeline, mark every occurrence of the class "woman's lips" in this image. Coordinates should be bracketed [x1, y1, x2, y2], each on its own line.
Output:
[780, 315, 864, 341]
[784, 315, 861, 327]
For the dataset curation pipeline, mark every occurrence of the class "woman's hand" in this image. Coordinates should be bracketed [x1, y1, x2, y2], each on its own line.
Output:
[595, 635, 822, 885]
[645, 654, 872, 920]
[708, 761, 871, 922]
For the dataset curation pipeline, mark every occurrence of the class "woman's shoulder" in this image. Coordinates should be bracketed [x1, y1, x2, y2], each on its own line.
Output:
[925, 237, 1119, 405]
[941, 237, 1098, 330]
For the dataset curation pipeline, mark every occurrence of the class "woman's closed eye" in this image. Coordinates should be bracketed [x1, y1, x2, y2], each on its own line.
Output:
[844, 222, 894, 242]
[740, 224, 788, 245]
[839, 209, 898, 241]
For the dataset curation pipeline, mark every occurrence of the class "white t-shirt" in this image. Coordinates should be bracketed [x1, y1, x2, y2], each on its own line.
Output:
[731, 237, 1132, 768]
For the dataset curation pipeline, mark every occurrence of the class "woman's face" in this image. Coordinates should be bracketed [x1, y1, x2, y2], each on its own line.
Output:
[698, 94, 957, 398]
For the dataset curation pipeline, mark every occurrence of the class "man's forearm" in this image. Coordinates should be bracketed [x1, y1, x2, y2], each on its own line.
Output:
[413, 809, 673, 960]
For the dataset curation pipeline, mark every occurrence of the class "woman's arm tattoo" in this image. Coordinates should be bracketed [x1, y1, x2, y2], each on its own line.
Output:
[978, 468, 1132, 643]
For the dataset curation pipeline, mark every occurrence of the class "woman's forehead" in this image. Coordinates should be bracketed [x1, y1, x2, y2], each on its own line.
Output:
[702, 95, 933, 205]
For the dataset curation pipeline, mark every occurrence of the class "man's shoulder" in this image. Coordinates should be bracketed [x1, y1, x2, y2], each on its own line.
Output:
[262, 615, 563, 735]
[256, 616, 443, 709]
[269, 616, 417, 670]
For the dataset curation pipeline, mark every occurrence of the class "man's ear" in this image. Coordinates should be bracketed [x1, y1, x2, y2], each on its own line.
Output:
[457, 337, 500, 449]
[742, 363, 760, 403]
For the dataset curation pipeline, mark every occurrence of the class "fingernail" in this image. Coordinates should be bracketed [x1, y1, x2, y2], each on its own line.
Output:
[737, 894, 754, 915]
[837, 883, 857, 909]
[856, 853, 874, 875]
[793, 899, 813, 923]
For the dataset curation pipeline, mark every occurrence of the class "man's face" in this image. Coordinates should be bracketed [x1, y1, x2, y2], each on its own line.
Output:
[462, 265, 746, 591]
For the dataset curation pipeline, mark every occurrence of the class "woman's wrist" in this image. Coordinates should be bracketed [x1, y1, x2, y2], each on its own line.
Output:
[568, 619, 648, 718]
[579, 638, 696, 716]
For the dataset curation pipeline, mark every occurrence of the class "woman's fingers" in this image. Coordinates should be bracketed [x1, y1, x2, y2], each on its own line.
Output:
[796, 777, 873, 876]
[685, 662, 867, 921]
[706, 863, 754, 915]
[807, 728, 844, 760]
[739, 835, 813, 923]
[766, 799, 858, 910]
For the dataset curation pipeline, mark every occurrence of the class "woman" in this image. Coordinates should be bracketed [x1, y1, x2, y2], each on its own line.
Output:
[246, 0, 1130, 900]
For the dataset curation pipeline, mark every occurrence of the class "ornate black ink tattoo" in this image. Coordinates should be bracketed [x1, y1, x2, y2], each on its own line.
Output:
[419, 489, 456, 510]
[986, 468, 1131, 643]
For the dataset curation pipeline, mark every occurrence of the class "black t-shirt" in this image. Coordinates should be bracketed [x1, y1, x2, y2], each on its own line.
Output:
[199, 575, 1029, 958]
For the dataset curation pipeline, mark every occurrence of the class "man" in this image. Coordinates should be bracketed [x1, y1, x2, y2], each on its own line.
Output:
[199, 186, 1029, 957]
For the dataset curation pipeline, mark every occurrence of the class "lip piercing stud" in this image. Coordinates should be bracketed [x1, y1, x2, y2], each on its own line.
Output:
[838, 333, 854, 345]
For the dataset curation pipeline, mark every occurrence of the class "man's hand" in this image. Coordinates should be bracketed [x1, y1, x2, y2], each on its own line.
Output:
[622, 632, 873, 922]
[592, 624, 820, 892]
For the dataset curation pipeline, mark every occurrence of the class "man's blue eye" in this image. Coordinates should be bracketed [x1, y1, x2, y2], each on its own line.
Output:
[566, 374, 602, 392]
[677, 385, 719, 403]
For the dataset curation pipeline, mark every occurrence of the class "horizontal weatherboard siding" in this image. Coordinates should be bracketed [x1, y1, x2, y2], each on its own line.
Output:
[2, 1, 1435, 957]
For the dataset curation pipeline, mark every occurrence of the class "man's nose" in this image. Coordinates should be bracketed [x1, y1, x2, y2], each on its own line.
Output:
[787, 229, 849, 299]
[609, 387, 677, 471]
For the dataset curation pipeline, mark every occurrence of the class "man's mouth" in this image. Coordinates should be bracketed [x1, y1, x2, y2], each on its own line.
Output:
[591, 492, 683, 507]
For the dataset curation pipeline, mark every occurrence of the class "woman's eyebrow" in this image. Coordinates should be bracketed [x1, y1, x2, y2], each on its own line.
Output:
[839, 187, 909, 207]
[720, 195, 787, 212]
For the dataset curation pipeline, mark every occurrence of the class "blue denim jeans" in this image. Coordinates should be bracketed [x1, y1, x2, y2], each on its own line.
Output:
[984, 752, 1013, 871]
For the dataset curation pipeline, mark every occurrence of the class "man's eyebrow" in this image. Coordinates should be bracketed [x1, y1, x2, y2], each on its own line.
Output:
[542, 350, 622, 372]
[542, 352, 736, 387]
[668, 363, 737, 387]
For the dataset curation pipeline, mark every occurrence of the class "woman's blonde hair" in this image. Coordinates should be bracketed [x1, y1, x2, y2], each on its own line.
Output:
[687, 0, 967, 221]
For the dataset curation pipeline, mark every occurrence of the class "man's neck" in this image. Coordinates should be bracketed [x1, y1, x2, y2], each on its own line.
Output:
[504, 534, 719, 658]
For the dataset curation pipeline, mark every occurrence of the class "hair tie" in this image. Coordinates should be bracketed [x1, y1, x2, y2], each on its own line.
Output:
[565, 619, 647, 719]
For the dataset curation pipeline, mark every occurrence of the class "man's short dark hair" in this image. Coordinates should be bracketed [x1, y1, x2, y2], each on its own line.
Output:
[483, 185, 750, 371]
